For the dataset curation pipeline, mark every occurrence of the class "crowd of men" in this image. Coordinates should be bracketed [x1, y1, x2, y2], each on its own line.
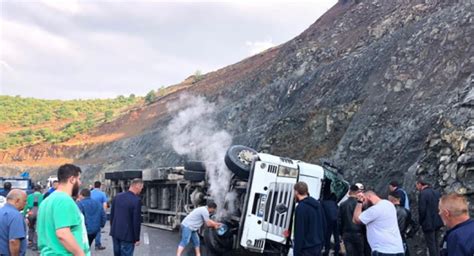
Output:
[292, 180, 474, 256]
[0, 163, 473, 256]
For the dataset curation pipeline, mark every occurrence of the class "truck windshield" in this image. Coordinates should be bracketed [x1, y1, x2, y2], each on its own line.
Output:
[0, 180, 30, 190]
[323, 169, 349, 202]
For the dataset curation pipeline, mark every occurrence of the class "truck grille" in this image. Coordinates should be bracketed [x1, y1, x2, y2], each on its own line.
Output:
[262, 182, 294, 236]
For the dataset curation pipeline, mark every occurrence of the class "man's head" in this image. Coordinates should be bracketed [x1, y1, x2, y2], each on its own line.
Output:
[6, 189, 27, 211]
[207, 201, 217, 214]
[4, 182, 12, 191]
[57, 164, 82, 197]
[78, 188, 91, 201]
[349, 184, 360, 196]
[294, 182, 309, 202]
[439, 193, 470, 228]
[94, 181, 101, 189]
[358, 190, 381, 207]
[34, 185, 42, 192]
[129, 179, 144, 195]
[52, 180, 59, 189]
[415, 178, 429, 191]
[389, 180, 399, 192]
[388, 191, 401, 205]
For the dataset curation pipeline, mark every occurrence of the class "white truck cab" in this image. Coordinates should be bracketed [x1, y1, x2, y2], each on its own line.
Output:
[222, 145, 348, 255]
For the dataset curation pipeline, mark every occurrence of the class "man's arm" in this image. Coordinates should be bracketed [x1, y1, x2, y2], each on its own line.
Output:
[109, 197, 115, 226]
[56, 227, 85, 256]
[132, 198, 141, 243]
[9, 239, 20, 256]
[352, 202, 364, 224]
[205, 219, 221, 229]
[293, 206, 305, 255]
[418, 192, 427, 226]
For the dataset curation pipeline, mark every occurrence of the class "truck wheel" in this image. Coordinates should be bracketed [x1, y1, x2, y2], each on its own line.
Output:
[225, 145, 258, 179]
[203, 228, 232, 255]
[184, 161, 206, 172]
[184, 170, 206, 182]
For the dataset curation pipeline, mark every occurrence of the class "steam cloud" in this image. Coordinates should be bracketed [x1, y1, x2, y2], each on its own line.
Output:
[166, 94, 234, 219]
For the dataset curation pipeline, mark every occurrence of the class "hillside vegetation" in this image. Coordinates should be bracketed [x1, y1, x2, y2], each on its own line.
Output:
[0, 95, 140, 149]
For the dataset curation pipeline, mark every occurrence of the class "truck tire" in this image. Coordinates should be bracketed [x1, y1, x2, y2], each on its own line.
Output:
[122, 170, 142, 179]
[184, 170, 205, 182]
[203, 228, 232, 255]
[225, 145, 258, 179]
[184, 161, 206, 172]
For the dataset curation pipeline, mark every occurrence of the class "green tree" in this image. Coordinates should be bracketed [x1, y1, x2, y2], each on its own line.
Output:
[104, 110, 114, 122]
[193, 70, 204, 83]
[145, 90, 156, 104]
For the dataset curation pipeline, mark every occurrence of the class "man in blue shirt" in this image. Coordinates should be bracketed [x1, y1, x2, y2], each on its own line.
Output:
[439, 193, 474, 256]
[77, 188, 106, 247]
[90, 181, 108, 250]
[0, 189, 27, 256]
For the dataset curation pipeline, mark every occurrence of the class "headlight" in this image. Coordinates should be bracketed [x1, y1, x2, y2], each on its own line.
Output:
[277, 166, 298, 178]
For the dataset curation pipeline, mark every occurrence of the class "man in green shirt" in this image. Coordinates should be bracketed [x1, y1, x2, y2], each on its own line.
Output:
[23, 185, 43, 250]
[37, 164, 90, 256]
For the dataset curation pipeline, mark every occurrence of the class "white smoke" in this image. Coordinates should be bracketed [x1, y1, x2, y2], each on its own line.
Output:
[166, 94, 234, 219]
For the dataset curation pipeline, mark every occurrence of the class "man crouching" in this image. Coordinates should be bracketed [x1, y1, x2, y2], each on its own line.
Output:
[176, 201, 221, 256]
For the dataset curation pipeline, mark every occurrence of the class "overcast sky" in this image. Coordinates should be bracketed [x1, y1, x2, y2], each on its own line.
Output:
[0, 0, 336, 100]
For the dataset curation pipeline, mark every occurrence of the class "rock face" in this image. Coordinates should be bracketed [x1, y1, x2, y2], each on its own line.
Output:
[39, 0, 473, 218]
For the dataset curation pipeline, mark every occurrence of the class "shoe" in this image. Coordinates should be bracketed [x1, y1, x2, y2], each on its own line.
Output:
[95, 246, 106, 250]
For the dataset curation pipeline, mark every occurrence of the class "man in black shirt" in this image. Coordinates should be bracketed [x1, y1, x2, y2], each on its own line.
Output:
[416, 179, 443, 256]
[338, 184, 365, 256]
[293, 182, 325, 256]
[389, 191, 415, 256]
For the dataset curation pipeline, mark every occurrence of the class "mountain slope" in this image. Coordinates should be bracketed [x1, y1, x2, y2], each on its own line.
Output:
[3, 0, 473, 211]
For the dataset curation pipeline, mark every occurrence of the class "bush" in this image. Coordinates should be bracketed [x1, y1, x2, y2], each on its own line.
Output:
[145, 90, 156, 104]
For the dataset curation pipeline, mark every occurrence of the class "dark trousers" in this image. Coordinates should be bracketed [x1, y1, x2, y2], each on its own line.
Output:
[342, 232, 365, 256]
[112, 237, 135, 256]
[300, 245, 322, 256]
[28, 224, 37, 249]
[423, 230, 440, 256]
[87, 233, 98, 247]
[371, 252, 404, 256]
[323, 220, 340, 255]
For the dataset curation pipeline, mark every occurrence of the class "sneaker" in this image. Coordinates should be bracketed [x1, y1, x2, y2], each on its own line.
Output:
[95, 246, 106, 251]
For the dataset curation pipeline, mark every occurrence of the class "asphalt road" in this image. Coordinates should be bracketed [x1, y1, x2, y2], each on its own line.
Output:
[27, 223, 211, 256]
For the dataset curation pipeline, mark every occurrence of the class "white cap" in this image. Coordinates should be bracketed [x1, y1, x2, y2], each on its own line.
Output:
[355, 183, 364, 190]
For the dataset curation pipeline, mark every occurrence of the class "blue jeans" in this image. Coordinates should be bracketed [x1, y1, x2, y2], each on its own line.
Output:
[112, 237, 135, 256]
[95, 231, 102, 247]
[179, 225, 200, 248]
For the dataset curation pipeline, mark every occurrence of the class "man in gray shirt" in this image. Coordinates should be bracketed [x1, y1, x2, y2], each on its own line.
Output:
[176, 202, 221, 256]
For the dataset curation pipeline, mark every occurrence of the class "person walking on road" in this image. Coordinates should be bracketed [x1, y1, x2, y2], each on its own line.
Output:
[416, 179, 443, 256]
[77, 188, 106, 247]
[0, 189, 27, 256]
[37, 164, 90, 256]
[293, 181, 326, 256]
[353, 190, 404, 256]
[90, 181, 108, 250]
[23, 185, 43, 251]
[176, 202, 221, 256]
[338, 184, 365, 256]
[439, 193, 474, 256]
[110, 179, 144, 256]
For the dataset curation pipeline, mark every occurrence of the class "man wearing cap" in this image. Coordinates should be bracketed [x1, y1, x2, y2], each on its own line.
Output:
[338, 184, 365, 256]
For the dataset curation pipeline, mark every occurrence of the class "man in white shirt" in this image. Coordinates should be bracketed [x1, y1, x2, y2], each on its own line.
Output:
[352, 190, 405, 256]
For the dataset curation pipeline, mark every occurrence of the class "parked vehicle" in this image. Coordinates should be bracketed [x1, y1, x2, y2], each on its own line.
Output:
[105, 145, 349, 255]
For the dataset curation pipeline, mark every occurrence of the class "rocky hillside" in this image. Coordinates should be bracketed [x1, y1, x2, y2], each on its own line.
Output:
[3, 0, 473, 216]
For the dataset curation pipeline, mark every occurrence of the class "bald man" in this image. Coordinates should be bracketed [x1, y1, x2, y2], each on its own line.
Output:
[353, 190, 404, 256]
[439, 193, 474, 256]
[0, 189, 27, 256]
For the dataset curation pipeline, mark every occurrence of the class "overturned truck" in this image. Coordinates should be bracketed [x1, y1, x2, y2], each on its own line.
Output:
[105, 145, 349, 255]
